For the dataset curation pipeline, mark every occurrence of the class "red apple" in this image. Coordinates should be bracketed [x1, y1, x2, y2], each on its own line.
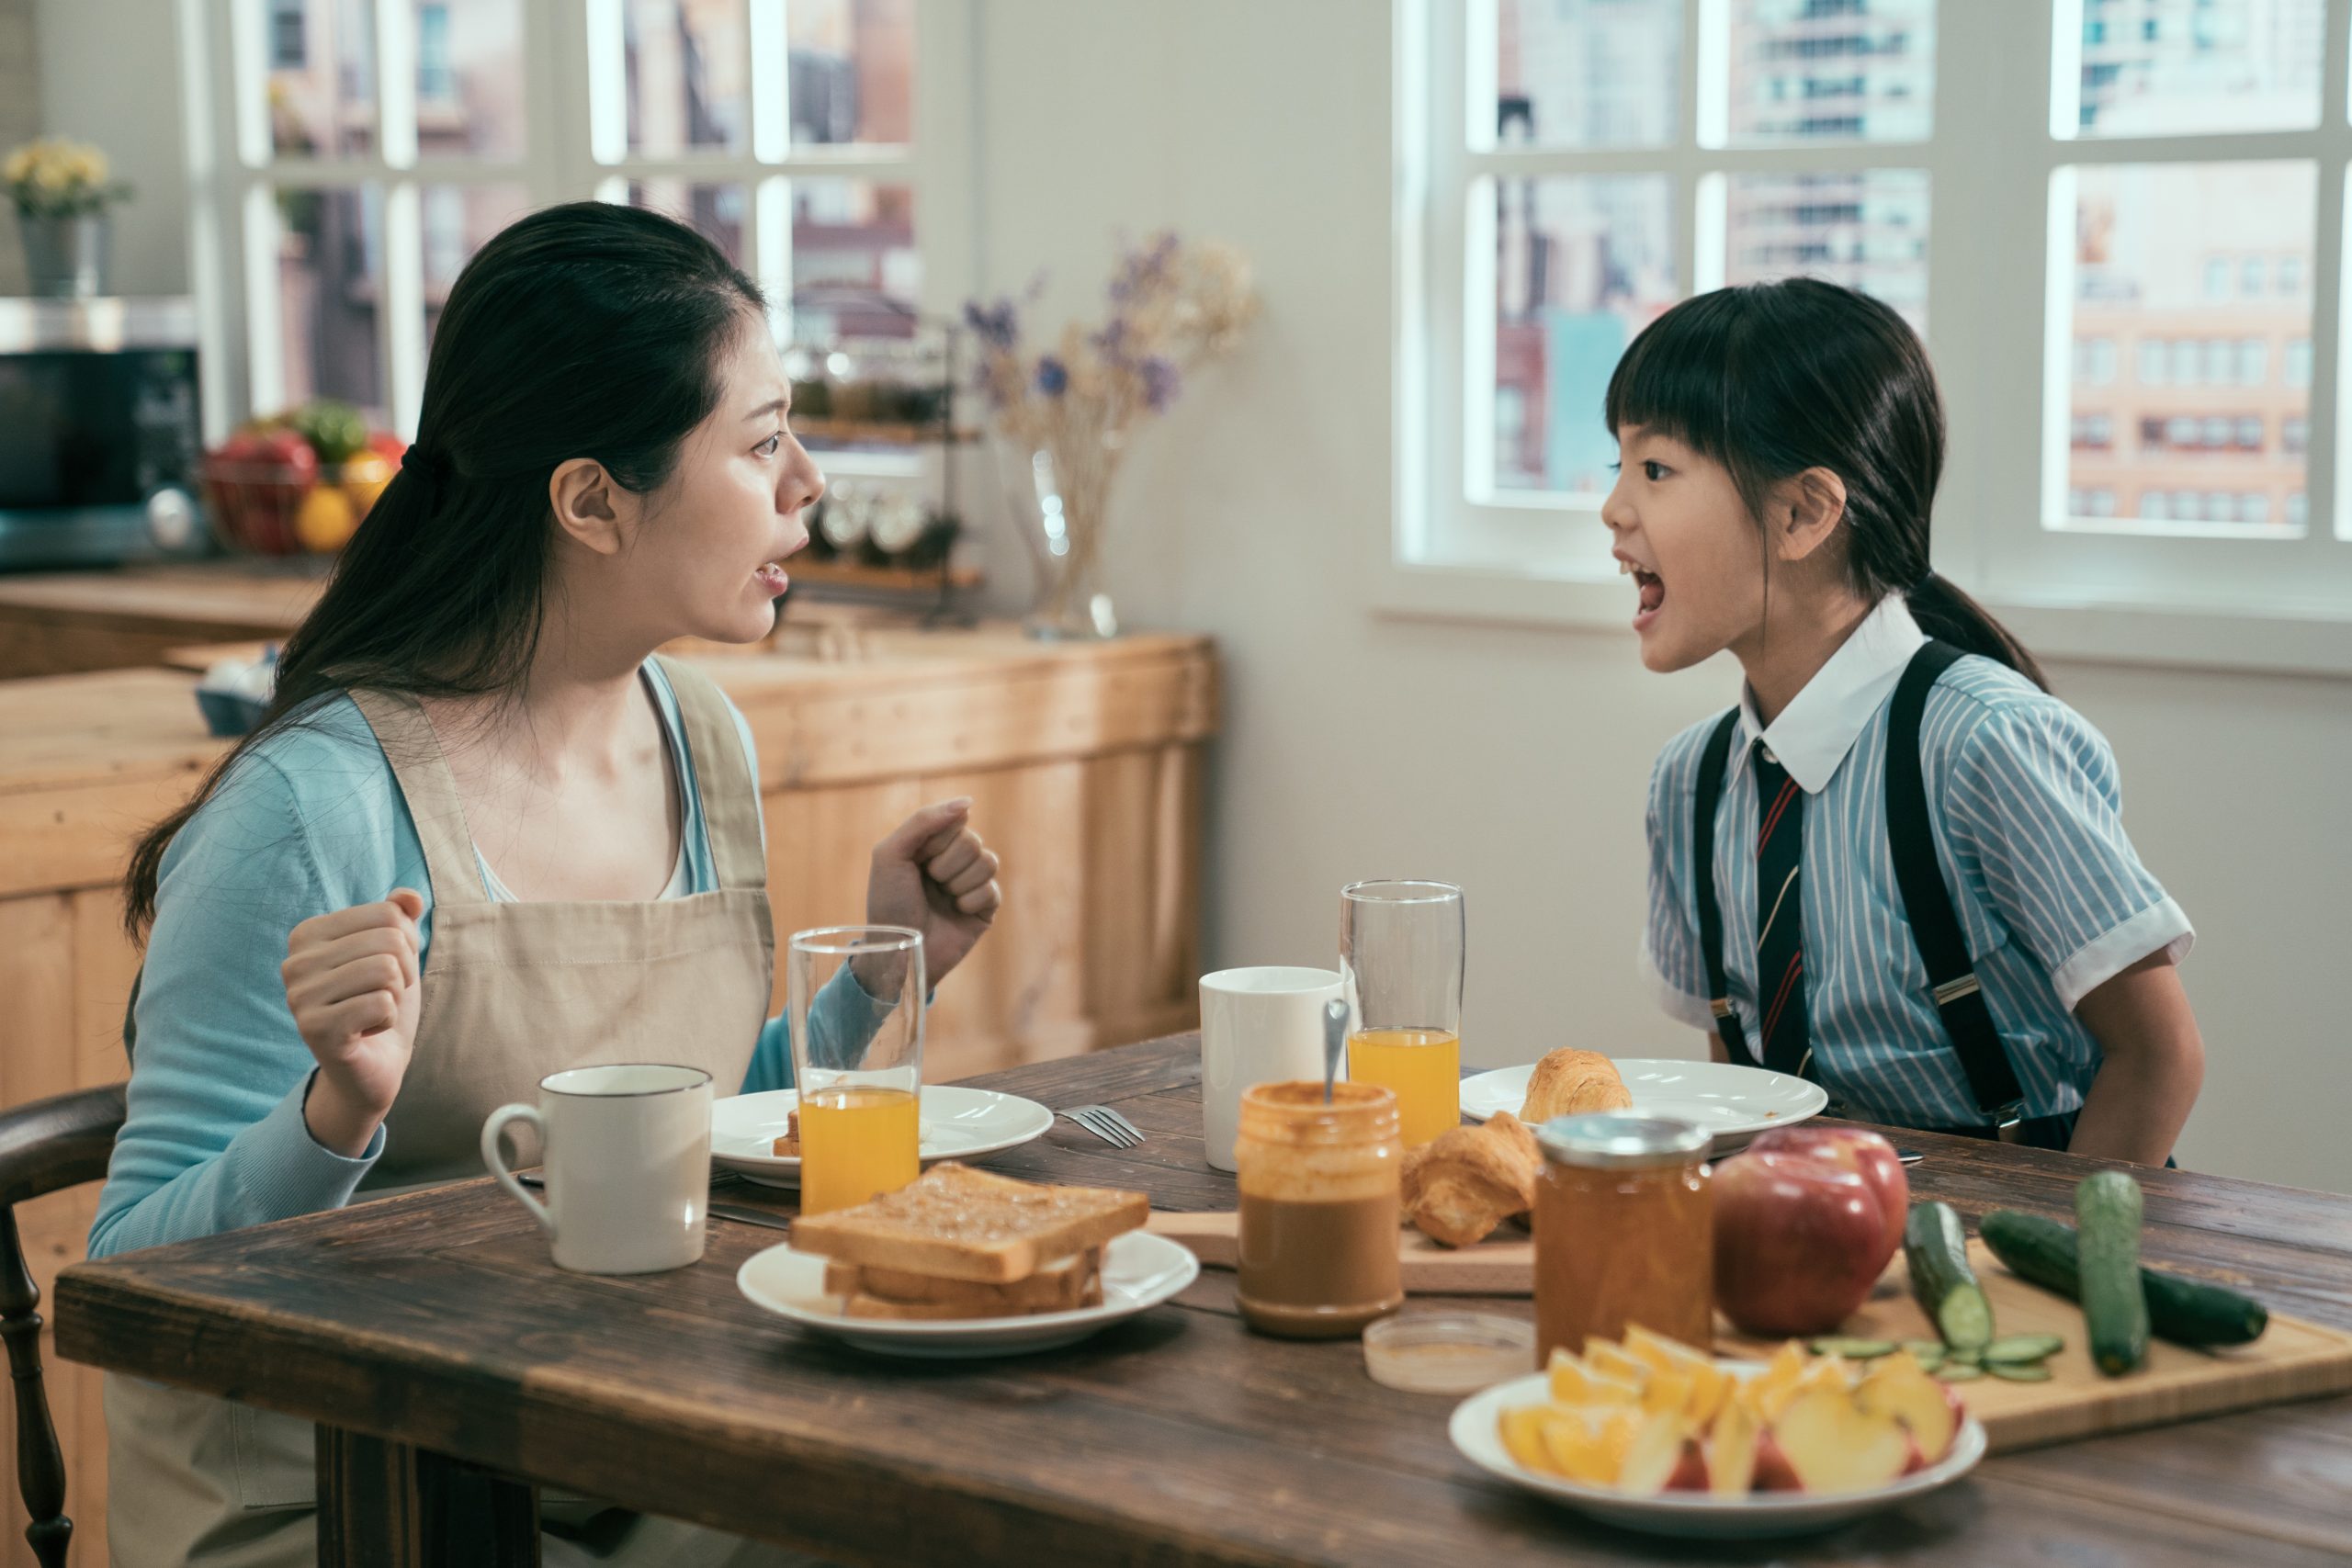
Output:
[1749, 1428, 1804, 1492]
[1770, 1387, 1916, 1494]
[1747, 1125, 1909, 1272]
[1713, 1150, 1889, 1337]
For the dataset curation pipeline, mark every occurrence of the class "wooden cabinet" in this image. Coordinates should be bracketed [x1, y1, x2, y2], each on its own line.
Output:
[0, 624, 1215, 1565]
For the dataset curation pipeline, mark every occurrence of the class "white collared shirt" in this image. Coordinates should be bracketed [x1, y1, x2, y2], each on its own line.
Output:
[1639, 596, 2194, 1129]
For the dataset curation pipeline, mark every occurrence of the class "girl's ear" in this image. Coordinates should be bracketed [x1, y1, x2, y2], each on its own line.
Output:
[548, 457, 635, 556]
[1774, 467, 1848, 564]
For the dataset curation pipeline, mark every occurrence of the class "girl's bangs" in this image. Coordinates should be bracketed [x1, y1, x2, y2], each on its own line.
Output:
[1602, 293, 1741, 462]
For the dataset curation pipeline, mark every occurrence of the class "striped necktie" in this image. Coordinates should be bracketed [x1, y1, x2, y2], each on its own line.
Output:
[1753, 741, 1810, 1077]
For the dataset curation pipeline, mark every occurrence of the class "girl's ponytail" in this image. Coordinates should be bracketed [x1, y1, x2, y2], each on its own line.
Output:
[1906, 571, 2049, 692]
[1606, 277, 2050, 694]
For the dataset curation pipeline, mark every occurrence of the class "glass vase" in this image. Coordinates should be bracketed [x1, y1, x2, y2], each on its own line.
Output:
[998, 441, 1120, 640]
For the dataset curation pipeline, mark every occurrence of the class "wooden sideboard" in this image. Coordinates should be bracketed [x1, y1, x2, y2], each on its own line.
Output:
[0, 583, 1216, 1567]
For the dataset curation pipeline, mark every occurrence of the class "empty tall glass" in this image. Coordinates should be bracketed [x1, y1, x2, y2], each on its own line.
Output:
[1340, 880, 1465, 1147]
[787, 925, 924, 1215]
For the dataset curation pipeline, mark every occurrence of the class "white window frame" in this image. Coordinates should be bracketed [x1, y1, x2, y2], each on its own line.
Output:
[1385, 0, 2352, 677]
[175, 0, 976, 446]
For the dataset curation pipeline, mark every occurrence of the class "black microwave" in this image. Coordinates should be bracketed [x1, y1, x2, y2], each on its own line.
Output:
[0, 297, 210, 571]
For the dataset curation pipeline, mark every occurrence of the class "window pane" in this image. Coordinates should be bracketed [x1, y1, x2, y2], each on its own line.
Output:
[1722, 168, 1928, 333]
[2073, 0, 2322, 137]
[423, 184, 531, 346]
[276, 185, 385, 421]
[787, 0, 913, 146]
[625, 0, 749, 157]
[1724, 0, 1935, 146]
[1491, 175, 1678, 495]
[266, 0, 378, 158]
[413, 0, 524, 160]
[2064, 161, 2313, 534]
[786, 178, 920, 341]
[625, 180, 748, 267]
[1495, 0, 1680, 150]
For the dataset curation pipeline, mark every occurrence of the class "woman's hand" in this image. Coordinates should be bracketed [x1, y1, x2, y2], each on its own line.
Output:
[865, 798, 1002, 989]
[282, 889, 424, 1156]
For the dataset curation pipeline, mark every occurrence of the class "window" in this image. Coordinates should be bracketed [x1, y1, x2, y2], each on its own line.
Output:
[1399, 0, 2352, 659]
[189, 0, 938, 435]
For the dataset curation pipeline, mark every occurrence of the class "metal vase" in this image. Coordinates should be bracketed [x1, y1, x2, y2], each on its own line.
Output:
[19, 211, 109, 299]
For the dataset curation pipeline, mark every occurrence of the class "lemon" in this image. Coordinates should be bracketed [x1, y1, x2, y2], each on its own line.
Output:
[295, 485, 357, 552]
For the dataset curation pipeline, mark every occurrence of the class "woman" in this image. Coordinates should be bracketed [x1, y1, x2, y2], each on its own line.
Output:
[1611, 279, 2202, 1163]
[95, 202, 999, 1563]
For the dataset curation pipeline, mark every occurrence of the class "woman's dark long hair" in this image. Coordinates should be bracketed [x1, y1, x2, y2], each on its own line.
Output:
[1603, 276, 2047, 691]
[125, 201, 765, 933]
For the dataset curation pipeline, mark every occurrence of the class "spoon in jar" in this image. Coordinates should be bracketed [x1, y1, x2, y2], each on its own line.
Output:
[1323, 998, 1349, 1105]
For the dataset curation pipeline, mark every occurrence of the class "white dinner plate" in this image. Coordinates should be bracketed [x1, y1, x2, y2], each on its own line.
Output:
[1459, 1059, 1828, 1149]
[1450, 1369, 1986, 1540]
[709, 1086, 1056, 1189]
[735, 1231, 1200, 1359]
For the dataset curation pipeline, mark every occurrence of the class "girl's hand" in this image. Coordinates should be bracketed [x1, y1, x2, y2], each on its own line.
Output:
[865, 799, 1002, 990]
[282, 889, 424, 1156]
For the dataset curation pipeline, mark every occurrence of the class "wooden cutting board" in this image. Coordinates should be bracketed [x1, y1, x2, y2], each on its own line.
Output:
[1148, 1213, 2352, 1453]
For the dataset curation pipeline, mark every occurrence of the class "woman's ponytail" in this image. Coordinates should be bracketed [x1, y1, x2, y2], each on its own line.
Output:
[1906, 571, 2049, 692]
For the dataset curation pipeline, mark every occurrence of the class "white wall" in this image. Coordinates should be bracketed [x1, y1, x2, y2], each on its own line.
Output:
[32, 0, 188, 297]
[971, 0, 2352, 1194]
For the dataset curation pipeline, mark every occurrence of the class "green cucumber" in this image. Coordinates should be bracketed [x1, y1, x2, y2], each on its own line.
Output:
[1899, 1338, 1948, 1364]
[1986, 1360, 2053, 1382]
[1905, 1201, 1995, 1349]
[1979, 1209, 2267, 1348]
[2076, 1171, 2150, 1376]
[1982, 1334, 2065, 1364]
[1933, 1359, 1984, 1382]
[1808, 1337, 1897, 1359]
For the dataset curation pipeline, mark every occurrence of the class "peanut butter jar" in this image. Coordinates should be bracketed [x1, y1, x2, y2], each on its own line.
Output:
[1233, 1080, 1405, 1338]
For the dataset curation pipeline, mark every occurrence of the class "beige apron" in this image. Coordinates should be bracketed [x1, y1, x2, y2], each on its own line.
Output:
[108, 660, 816, 1567]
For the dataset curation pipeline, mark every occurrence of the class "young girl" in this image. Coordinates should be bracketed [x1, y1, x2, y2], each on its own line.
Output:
[1611, 278, 2202, 1165]
[95, 203, 999, 1565]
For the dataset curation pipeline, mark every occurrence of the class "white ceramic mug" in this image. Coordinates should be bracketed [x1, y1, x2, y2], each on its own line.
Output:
[481, 1063, 714, 1274]
[1199, 966, 1346, 1172]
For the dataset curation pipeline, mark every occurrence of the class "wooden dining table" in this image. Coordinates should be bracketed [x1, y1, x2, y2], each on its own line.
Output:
[52, 1035, 2352, 1567]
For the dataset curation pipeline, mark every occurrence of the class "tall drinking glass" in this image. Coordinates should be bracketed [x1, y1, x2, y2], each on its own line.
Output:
[1340, 880, 1464, 1147]
[786, 925, 925, 1216]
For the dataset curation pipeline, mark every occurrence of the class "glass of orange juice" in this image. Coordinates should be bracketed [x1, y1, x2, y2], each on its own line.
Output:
[786, 925, 925, 1215]
[1340, 880, 1464, 1147]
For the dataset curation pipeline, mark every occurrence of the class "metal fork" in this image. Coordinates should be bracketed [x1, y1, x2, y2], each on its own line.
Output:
[1059, 1103, 1143, 1149]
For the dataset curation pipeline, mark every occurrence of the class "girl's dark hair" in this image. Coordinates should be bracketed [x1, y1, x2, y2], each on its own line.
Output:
[125, 200, 765, 933]
[1603, 276, 2047, 692]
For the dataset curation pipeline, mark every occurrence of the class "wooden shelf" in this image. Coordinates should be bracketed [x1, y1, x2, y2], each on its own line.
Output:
[787, 558, 982, 594]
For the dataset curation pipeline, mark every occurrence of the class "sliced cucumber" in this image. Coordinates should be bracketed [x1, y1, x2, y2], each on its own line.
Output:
[1899, 1338, 1949, 1363]
[1982, 1334, 2065, 1364]
[1809, 1337, 1897, 1359]
[1987, 1360, 2054, 1382]
[1932, 1359, 1985, 1382]
[1905, 1201, 1995, 1349]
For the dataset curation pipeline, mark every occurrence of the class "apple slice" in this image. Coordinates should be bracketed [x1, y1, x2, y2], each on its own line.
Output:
[1750, 1427, 1804, 1491]
[1622, 1323, 1710, 1376]
[1705, 1393, 1761, 1495]
[1583, 1337, 1650, 1389]
[1615, 1409, 1702, 1495]
[1770, 1387, 1917, 1495]
[1641, 1365, 1695, 1418]
[1623, 1325, 1735, 1427]
[1548, 1349, 1642, 1406]
[1855, 1355, 1965, 1467]
[1745, 1341, 1814, 1425]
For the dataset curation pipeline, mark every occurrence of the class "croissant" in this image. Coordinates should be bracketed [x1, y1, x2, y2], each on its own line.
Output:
[1519, 1048, 1633, 1123]
[1401, 1111, 1542, 1248]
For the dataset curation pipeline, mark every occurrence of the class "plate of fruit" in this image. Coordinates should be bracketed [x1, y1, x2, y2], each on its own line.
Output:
[1449, 1327, 1984, 1539]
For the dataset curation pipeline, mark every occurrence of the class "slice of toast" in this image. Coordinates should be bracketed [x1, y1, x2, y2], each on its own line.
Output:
[823, 1248, 1102, 1312]
[789, 1162, 1148, 1283]
[840, 1274, 1105, 1322]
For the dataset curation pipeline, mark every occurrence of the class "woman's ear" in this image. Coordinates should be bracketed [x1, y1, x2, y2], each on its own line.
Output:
[1773, 467, 1848, 564]
[548, 457, 633, 556]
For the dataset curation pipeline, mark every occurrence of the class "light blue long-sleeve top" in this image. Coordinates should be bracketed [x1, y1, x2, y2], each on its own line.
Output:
[90, 660, 872, 1260]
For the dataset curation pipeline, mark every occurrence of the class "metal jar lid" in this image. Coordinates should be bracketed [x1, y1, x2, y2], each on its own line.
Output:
[1535, 1113, 1713, 1169]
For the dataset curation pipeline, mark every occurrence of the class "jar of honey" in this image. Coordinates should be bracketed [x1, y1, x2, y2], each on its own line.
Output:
[1532, 1114, 1713, 1365]
[1234, 1080, 1404, 1338]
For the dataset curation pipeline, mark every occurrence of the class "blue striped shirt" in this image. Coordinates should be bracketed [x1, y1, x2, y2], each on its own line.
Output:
[1642, 596, 2194, 1130]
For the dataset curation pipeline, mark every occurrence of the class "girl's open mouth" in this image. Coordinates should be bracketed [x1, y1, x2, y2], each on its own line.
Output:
[754, 561, 790, 596]
[1632, 568, 1665, 629]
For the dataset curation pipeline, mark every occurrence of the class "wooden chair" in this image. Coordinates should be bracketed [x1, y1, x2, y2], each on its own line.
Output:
[0, 1086, 126, 1568]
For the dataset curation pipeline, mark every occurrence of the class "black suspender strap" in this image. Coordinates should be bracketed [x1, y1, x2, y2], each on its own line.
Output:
[1885, 641, 2027, 1125]
[1689, 709, 1760, 1068]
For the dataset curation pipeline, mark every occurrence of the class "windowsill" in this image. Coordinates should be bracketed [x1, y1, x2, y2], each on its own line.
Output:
[1371, 558, 2352, 679]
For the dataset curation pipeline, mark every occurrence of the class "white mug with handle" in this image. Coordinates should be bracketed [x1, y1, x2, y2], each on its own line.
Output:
[481, 1062, 714, 1274]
